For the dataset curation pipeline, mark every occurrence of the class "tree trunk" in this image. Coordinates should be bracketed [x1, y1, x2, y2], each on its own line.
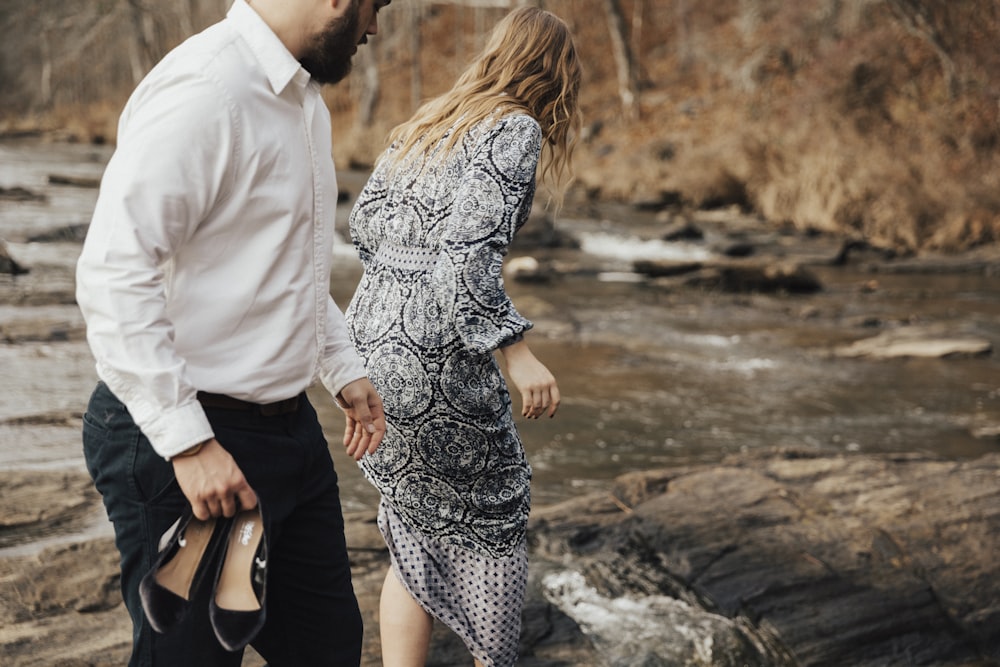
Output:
[602, 0, 638, 120]
[409, 1, 422, 110]
[355, 43, 380, 128]
[126, 0, 155, 85]
[39, 28, 52, 106]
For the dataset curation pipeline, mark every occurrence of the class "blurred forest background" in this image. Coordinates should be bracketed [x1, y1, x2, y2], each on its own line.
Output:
[1, 0, 998, 253]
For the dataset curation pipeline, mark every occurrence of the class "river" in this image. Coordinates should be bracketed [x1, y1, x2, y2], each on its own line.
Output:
[1, 137, 998, 549]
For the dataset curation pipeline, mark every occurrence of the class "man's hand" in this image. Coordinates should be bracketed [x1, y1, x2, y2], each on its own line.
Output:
[171, 438, 257, 520]
[337, 378, 386, 460]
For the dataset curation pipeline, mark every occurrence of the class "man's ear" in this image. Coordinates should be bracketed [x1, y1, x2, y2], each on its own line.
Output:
[328, 0, 350, 17]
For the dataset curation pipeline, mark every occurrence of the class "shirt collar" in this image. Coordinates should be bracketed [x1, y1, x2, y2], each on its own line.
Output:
[227, 0, 311, 95]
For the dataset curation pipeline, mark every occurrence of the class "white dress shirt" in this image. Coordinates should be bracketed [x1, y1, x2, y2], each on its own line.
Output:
[76, 0, 366, 459]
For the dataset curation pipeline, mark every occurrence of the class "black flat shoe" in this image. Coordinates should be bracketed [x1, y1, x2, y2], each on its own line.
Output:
[139, 510, 226, 634]
[209, 505, 268, 652]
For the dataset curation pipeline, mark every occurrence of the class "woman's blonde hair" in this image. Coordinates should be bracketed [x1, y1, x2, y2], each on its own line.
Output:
[383, 6, 582, 203]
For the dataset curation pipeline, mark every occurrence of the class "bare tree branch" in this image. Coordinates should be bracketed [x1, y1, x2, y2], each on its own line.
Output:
[886, 0, 959, 98]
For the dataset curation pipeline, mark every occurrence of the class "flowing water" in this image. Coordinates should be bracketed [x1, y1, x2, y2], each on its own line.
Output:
[2, 137, 999, 537]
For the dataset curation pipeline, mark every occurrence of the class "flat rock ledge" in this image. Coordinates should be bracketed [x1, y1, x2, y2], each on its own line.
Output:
[2, 451, 998, 666]
[834, 325, 993, 359]
[530, 450, 1000, 666]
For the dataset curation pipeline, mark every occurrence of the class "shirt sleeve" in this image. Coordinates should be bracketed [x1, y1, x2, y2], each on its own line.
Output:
[434, 114, 541, 354]
[75, 69, 236, 459]
[319, 293, 369, 398]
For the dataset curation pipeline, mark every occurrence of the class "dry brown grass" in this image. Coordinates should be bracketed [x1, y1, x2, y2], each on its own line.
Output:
[2, 0, 997, 253]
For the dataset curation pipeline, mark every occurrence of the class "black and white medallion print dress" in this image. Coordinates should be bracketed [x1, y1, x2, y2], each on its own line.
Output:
[346, 113, 540, 667]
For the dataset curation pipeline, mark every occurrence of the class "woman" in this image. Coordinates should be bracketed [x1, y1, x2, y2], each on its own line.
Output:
[345, 7, 582, 666]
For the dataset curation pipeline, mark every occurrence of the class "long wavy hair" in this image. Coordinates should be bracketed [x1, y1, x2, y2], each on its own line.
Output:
[382, 7, 582, 204]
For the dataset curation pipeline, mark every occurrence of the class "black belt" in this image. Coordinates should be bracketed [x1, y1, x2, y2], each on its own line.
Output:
[196, 391, 301, 416]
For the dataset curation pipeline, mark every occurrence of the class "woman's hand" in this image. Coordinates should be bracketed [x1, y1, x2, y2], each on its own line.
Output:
[500, 339, 560, 419]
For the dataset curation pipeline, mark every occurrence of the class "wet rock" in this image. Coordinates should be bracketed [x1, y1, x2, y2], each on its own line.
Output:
[835, 326, 993, 359]
[531, 451, 1000, 666]
[972, 424, 1000, 439]
[27, 223, 89, 243]
[0, 539, 121, 623]
[542, 570, 774, 667]
[632, 259, 703, 278]
[0, 469, 96, 537]
[0, 186, 46, 202]
[0, 242, 29, 276]
[505, 256, 555, 284]
[832, 238, 898, 266]
[48, 174, 100, 188]
[681, 261, 822, 294]
[717, 240, 755, 257]
[519, 563, 601, 666]
[4, 606, 133, 665]
[660, 219, 705, 242]
[631, 190, 683, 212]
[512, 209, 579, 250]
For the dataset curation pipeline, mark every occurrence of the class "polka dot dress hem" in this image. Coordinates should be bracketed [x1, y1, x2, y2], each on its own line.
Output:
[378, 500, 527, 667]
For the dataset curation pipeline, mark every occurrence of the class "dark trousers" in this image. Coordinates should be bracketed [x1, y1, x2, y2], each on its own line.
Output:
[82, 382, 363, 666]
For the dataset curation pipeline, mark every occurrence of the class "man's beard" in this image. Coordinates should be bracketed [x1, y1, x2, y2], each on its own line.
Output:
[299, 1, 360, 85]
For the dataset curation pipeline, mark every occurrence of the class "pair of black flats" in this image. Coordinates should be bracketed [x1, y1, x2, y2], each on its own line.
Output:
[139, 505, 268, 652]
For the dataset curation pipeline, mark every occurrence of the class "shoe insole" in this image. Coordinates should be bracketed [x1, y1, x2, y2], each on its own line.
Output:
[155, 517, 217, 600]
[216, 508, 264, 612]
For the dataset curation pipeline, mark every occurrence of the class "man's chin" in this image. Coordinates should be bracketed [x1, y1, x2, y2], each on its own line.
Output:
[329, 61, 354, 85]
[303, 60, 353, 85]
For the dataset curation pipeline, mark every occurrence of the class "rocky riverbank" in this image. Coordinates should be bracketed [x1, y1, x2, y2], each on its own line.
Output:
[3, 142, 1000, 664]
[2, 448, 999, 666]
[0, 467, 597, 666]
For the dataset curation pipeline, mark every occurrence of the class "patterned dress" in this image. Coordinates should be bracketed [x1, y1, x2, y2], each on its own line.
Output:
[346, 113, 541, 666]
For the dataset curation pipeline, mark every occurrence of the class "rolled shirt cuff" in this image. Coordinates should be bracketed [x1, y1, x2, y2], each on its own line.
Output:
[137, 399, 215, 461]
[319, 356, 370, 403]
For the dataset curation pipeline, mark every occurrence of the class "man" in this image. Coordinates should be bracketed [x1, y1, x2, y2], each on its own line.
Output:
[75, 0, 393, 664]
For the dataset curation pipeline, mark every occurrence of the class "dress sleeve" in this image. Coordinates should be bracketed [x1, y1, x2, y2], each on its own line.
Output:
[435, 114, 541, 353]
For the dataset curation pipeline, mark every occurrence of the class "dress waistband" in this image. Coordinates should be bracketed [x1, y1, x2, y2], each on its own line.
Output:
[373, 243, 440, 271]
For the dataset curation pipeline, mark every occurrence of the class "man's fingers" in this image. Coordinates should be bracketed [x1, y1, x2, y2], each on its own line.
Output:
[205, 498, 223, 518]
[219, 494, 238, 518]
[366, 426, 384, 453]
[191, 502, 210, 521]
[345, 422, 368, 460]
[337, 379, 386, 459]
[237, 487, 258, 512]
[343, 415, 357, 448]
[356, 407, 377, 435]
[346, 435, 362, 460]
[352, 404, 384, 454]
